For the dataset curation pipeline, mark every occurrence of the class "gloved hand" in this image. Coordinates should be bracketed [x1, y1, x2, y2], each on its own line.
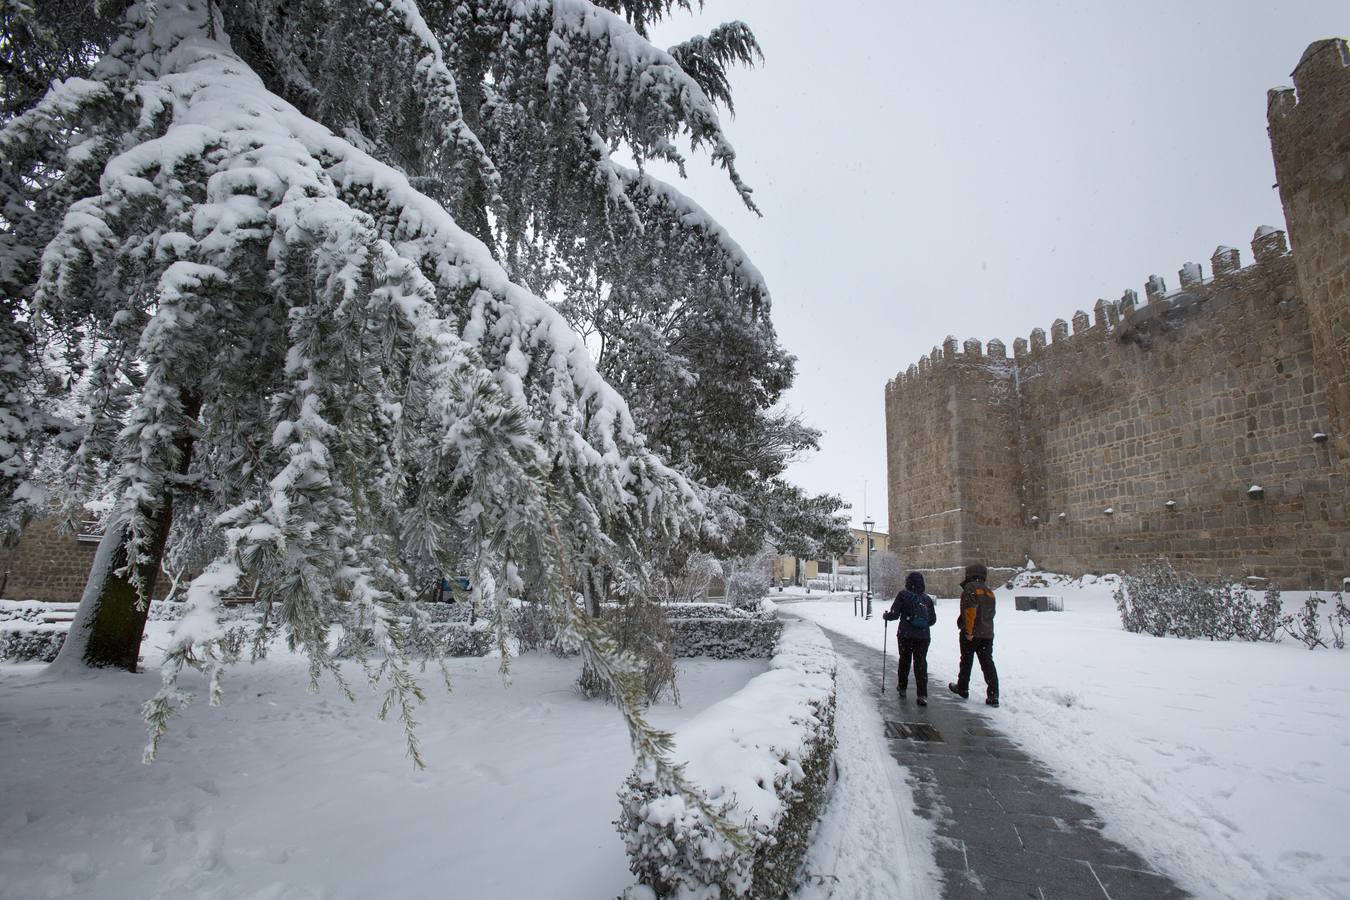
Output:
[882, 610, 897, 621]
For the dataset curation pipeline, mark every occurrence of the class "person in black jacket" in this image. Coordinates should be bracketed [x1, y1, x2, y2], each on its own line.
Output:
[948, 562, 1000, 707]
[882, 572, 938, 705]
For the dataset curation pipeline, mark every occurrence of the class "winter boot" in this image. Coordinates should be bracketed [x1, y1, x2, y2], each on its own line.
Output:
[985, 696, 1000, 708]
[916, 694, 928, 707]
[948, 682, 968, 700]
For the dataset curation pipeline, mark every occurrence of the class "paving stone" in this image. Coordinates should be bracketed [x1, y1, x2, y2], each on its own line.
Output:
[940, 869, 1047, 899]
[962, 846, 1106, 897]
[934, 813, 1024, 852]
[933, 839, 967, 872]
[1092, 863, 1193, 899]
[1013, 824, 1143, 869]
[932, 785, 1004, 813]
[801, 623, 1191, 900]
[992, 790, 1099, 821]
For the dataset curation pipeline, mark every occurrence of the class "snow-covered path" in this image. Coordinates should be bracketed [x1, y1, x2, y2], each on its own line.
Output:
[792, 649, 941, 899]
[789, 584, 1350, 900]
[0, 626, 766, 900]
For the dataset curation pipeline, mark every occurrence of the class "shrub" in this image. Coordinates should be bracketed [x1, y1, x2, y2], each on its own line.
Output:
[725, 547, 776, 610]
[1285, 595, 1328, 649]
[0, 627, 66, 662]
[1115, 560, 1288, 642]
[666, 617, 782, 659]
[580, 598, 679, 704]
[617, 620, 837, 897]
[336, 622, 493, 659]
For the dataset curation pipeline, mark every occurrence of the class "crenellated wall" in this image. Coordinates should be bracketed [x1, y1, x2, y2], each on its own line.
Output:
[1269, 38, 1350, 477]
[887, 38, 1350, 594]
[887, 229, 1350, 593]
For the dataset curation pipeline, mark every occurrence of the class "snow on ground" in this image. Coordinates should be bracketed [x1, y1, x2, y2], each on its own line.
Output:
[0, 621, 766, 900]
[793, 654, 940, 900]
[790, 583, 1350, 900]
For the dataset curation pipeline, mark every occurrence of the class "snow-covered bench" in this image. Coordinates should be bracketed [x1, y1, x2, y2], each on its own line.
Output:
[617, 619, 837, 897]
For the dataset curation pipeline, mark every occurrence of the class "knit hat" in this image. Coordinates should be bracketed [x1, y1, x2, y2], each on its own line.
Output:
[904, 571, 925, 593]
[960, 563, 988, 587]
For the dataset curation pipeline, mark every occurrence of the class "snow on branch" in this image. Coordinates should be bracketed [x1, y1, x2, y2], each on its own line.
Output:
[14, 0, 711, 789]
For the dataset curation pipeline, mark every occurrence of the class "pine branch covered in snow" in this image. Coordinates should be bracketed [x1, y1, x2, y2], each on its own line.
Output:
[7, 0, 733, 828]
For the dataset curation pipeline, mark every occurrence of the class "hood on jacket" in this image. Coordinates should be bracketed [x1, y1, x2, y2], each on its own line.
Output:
[960, 562, 988, 587]
[904, 571, 926, 593]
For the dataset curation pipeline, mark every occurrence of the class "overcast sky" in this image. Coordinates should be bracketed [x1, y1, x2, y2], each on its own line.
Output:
[649, 1, 1347, 531]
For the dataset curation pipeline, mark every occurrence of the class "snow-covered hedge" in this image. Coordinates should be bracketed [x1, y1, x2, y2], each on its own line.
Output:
[660, 602, 774, 621]
[335, 621, 493, 659]
[0, 626, 66, 662]
[617, 619, 837, 897]
[0, 601, 55, 624]
[1115, 561, 1287, 642]
[658, 602, 780, 659]
[667, 617, 782, 659]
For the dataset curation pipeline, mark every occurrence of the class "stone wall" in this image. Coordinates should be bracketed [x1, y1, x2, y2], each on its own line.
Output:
[886, 230, 1350, 592]
[1269, 39, 1350, 477]
[1, 517, 99, 602]
[886, 39, 1350, 594]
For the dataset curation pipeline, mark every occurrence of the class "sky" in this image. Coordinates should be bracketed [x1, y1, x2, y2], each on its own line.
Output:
[647, 1, 1348, 532]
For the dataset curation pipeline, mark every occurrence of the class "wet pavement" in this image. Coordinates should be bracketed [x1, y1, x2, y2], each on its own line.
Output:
[806, 619, 1191, 899]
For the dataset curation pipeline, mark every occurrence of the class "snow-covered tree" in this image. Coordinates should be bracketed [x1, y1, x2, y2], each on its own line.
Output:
[3, 1, 768, 830]
[210, 0, 800, 556]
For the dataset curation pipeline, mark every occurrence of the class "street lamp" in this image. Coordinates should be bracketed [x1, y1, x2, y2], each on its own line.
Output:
[863, 516, 874, 618]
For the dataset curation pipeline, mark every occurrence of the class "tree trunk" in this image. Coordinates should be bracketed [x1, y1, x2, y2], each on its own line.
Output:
[54, 391, 201, 673]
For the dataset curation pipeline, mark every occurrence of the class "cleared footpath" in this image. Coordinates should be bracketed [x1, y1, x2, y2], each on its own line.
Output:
[806, 620, 1191, 900]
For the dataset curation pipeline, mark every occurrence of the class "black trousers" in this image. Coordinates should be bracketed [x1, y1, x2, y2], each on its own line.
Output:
[956, 635, 999, 700]
[896, 637, 930, 696]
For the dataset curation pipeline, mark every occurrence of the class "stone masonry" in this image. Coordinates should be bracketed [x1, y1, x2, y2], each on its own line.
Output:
[2, 517, 101, 602]
[886, 40, 1350, 597]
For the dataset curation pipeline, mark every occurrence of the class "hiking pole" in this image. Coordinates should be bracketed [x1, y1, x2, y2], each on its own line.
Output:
[881, 618, 887, 694]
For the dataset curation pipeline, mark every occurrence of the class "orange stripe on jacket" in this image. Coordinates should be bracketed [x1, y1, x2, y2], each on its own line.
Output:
[961, 606, 977, 635]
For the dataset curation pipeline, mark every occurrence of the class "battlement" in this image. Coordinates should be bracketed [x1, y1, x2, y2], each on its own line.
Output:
[888, 38, 1350, 593]
[1268, 38, 1350, 121]
[886, 227, 1291, 395]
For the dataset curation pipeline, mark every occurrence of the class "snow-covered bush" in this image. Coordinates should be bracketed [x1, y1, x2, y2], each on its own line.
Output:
[0, 601, 51, 624]
[870, 550, 905, 600]
[336, 621, 492, 659]
[660, 602, 774, 622]
[662, 553, 724, 605]
[1331, 596, 1349, 649]
[413, 602, 473, 625]
[725, 548, 776, 610]
[1286, 595, 1328, 649]
[147, 601, 188, 622]
[617, 620, 837, 897]
[666, 613, 782, 660]
[581, 597, 682, 703]
[1115, 561, 1288, 642]
[0, 626, 67, 662]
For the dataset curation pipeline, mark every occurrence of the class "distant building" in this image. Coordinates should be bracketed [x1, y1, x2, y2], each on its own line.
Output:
[776, 526, 888, 589]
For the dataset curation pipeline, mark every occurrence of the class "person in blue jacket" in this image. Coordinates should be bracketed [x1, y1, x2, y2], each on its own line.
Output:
[882, 572, 938, 705]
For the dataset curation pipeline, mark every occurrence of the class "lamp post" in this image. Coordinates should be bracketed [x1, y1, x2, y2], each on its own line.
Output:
[863, 516, 874, 618]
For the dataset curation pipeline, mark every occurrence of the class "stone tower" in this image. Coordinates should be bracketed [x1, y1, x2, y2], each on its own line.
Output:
[1269, 39, 1350, 471]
